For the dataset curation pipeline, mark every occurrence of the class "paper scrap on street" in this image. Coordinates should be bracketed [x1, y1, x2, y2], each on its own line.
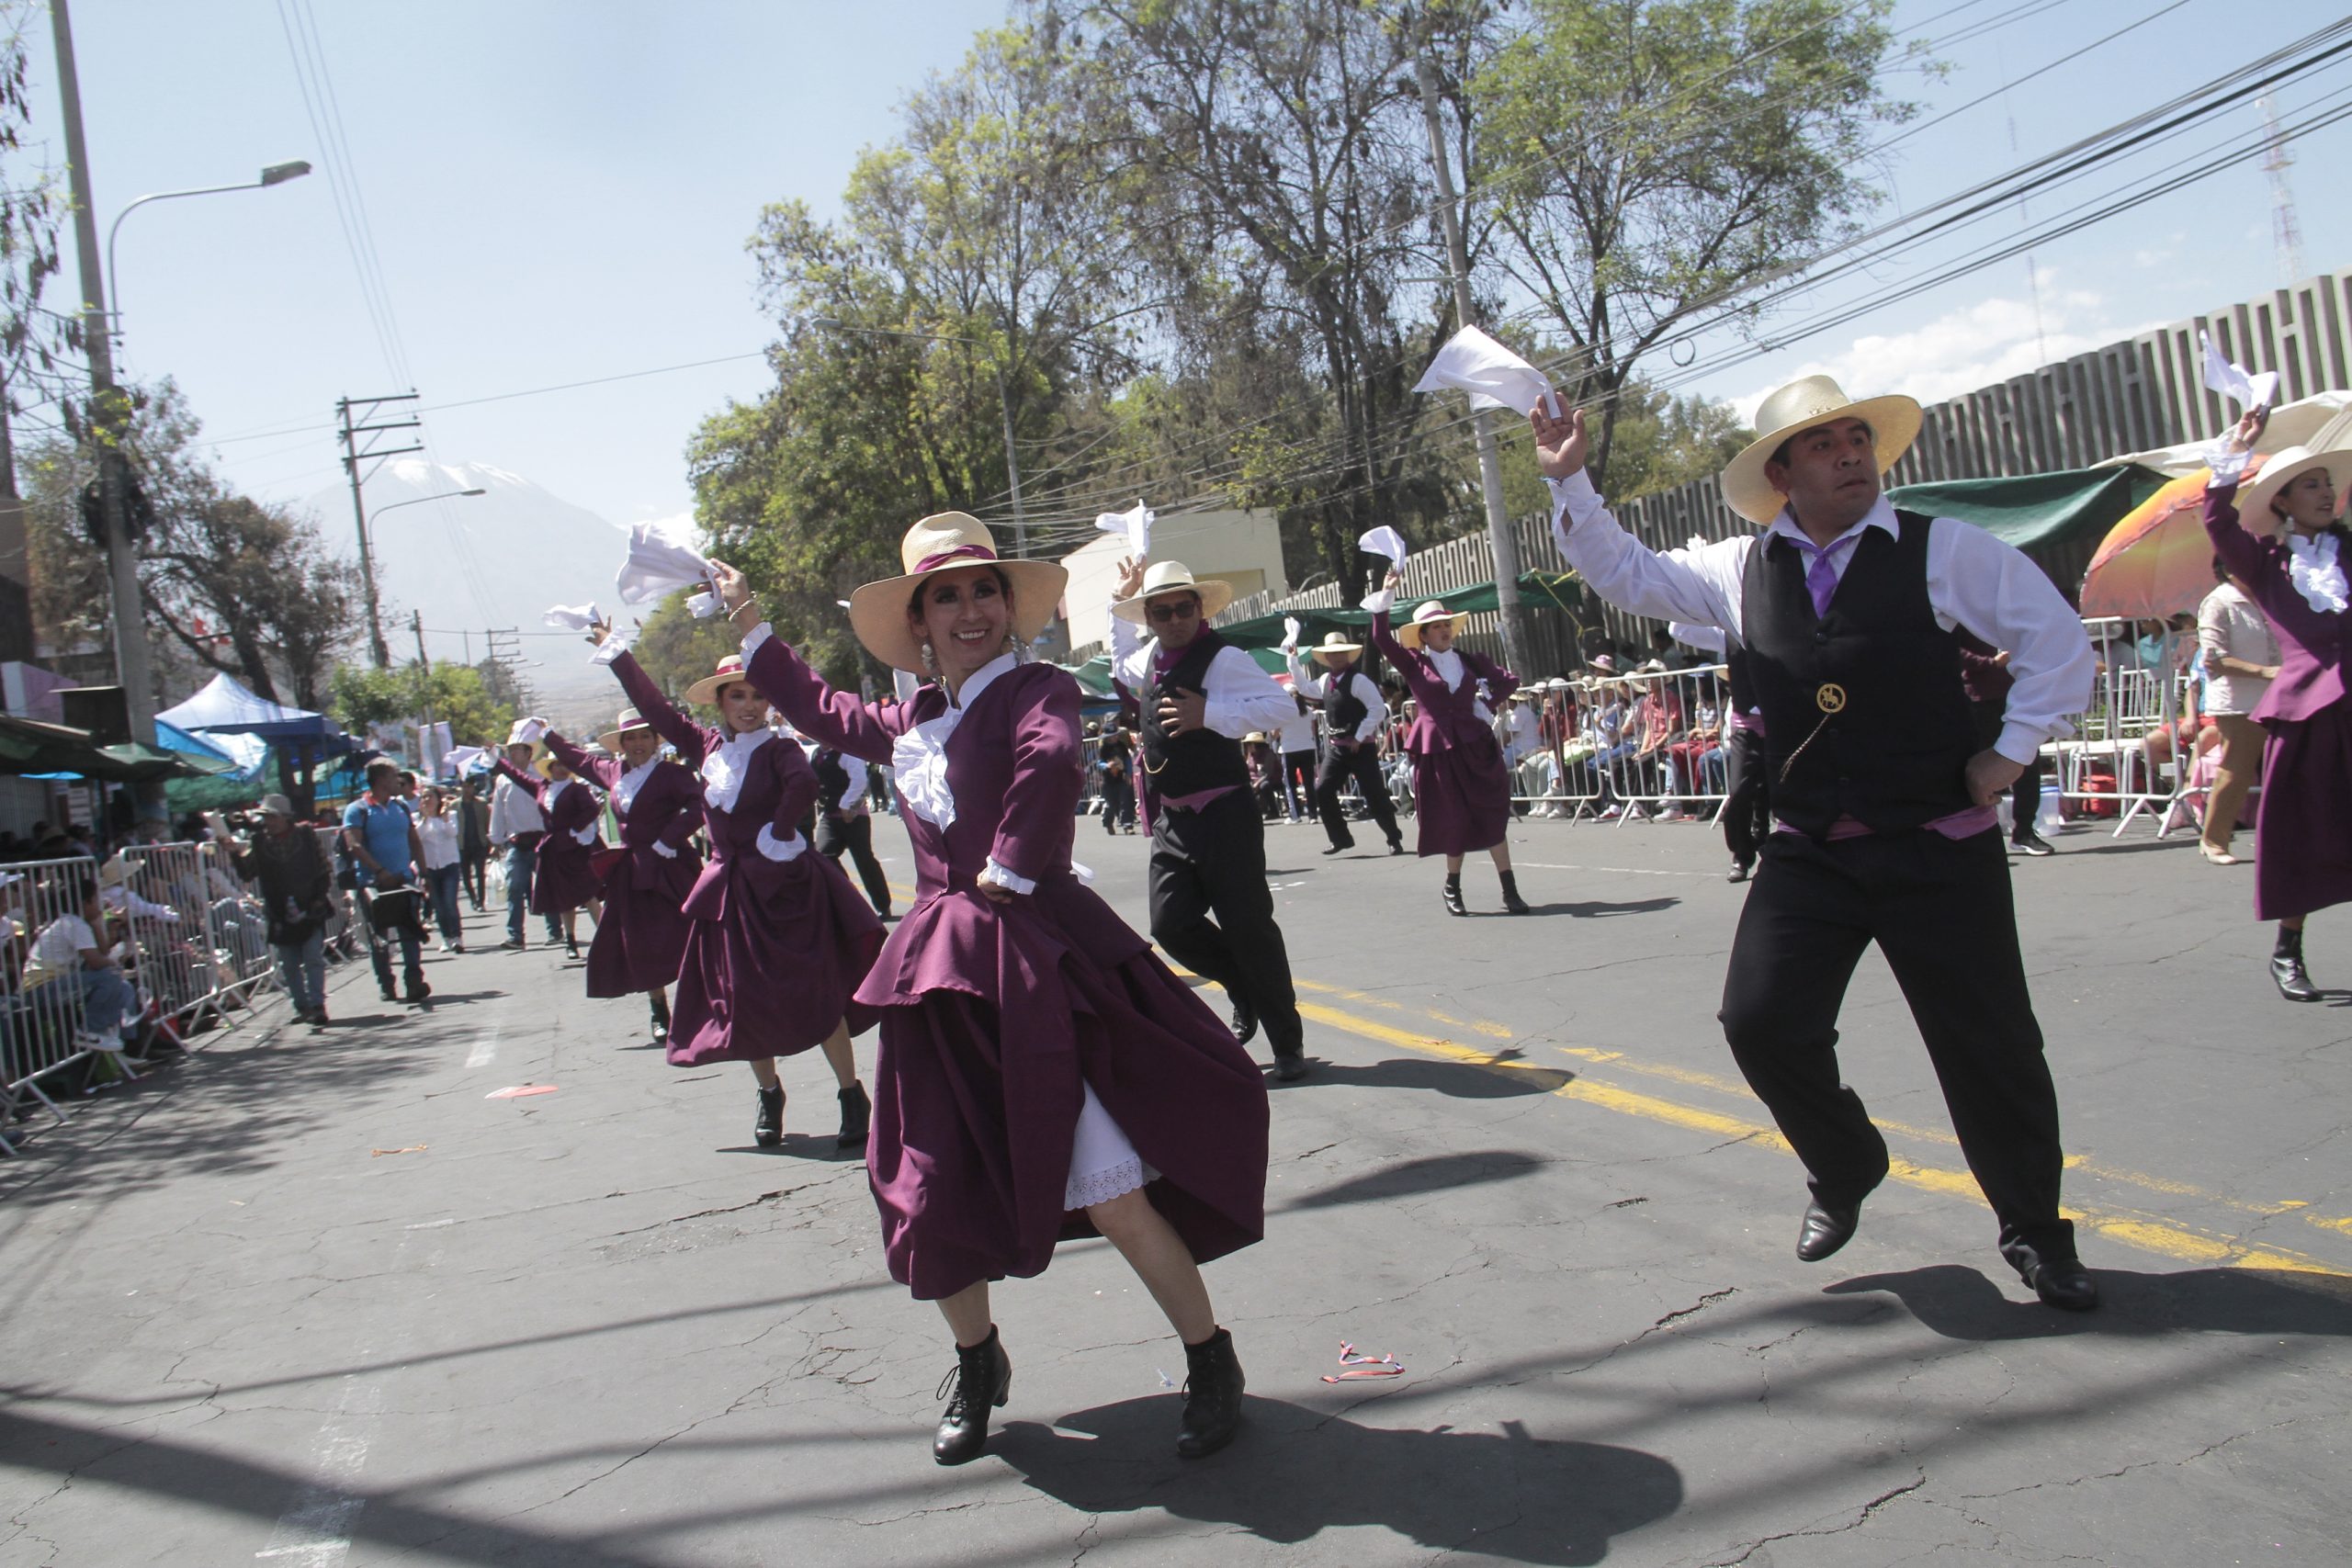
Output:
[370, 1144, 428, 1156]
[485, 1085, 559, 1100]
[1319, 1338, 1407, 1382]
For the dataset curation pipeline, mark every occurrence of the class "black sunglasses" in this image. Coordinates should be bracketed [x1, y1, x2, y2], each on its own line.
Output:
[1147, 598, 1200, 624]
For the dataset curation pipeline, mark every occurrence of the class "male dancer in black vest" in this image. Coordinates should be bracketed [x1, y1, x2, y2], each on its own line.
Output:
[1285, 632, 1407, 856]
[1531, 377, 2101, 1311]
[1110, 557, 1311, 1079]
[812, 743, 891, 919]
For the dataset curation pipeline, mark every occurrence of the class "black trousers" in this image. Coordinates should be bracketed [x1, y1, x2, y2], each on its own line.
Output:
[1717, 827, 2075, 1259]
[1148, 789, 1304, 1056]
[1099, 774, 1135, 833]
[1314, 742, 1401, 851]
[1721, 726, 1772, 863]
[816, 810, 890, 914]
[360, 886, 425, 992]
[460, 852, 488, 908]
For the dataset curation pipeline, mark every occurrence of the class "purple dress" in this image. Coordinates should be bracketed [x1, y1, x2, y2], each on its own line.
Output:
[545, 731, 702, 998]
[493, 758, 607, 914]
[2204, 487, 2352, 920]
[1370, 612, 1520, 857]
[610, 650, 884, 1066]
[748, 633, 1270, 1302]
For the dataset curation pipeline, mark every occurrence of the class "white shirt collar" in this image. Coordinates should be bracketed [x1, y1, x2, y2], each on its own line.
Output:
[1766, 495, 1897, 553]
[948, 650, 1020, 712]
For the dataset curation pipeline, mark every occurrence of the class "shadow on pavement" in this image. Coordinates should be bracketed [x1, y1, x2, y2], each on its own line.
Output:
[1520, 897, 1680, 919]
[994, 1396, 1681, 1565]
[714, 1133, 857, 1162]
[1296, 1057, 1572, 1098]
[1825, 1263, 2352, 1340]
[1285, 1150, 1549, 1211]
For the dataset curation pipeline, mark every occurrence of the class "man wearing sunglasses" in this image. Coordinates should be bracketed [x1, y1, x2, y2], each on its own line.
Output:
[1109, 556, 1311, 1080]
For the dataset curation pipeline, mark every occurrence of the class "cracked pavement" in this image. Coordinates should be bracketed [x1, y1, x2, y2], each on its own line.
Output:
[2, 817, 2348, 1565]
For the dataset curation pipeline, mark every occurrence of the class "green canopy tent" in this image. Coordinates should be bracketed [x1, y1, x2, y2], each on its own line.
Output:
[1886, 464, 2172, 598]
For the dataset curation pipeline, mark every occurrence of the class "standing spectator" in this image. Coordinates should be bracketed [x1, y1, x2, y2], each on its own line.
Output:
[343, 760, 431, 1004]
[489, 721, 563, 951]
[217, 795, 337, 1026]
[457, 773, 492, 910]
[30, 876, 135, 1055]
[1096, 720, 1136, 835]
[1276, 692, 1317, 824]
[813, 741, 892, 919]
[415, 786, 466, 952]
[2197, 555, 2281, 865]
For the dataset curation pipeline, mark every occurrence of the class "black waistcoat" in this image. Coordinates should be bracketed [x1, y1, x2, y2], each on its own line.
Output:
[811, 747, 850, 810]
[1741, 511, 1977, 837]
[1325, 666, 1372, 738]
[1140, 629, 1249, 799]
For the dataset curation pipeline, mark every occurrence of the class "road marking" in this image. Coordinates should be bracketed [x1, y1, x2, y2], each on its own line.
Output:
[464, 1023, 500, 1069]
[254, 1374, 377, 1564]
[1512, 861, 1723, 878]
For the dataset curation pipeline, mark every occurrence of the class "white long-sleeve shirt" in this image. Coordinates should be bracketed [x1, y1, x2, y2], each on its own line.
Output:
[488, 776, 546, 844]
[1546, 470, 2093, 764]
[1283, 651, 1387, 743]
[1110, 619, 1297, 740]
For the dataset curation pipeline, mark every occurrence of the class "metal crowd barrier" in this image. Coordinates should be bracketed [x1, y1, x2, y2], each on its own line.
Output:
[1506, 665, 1735, 825]
[112, 839, 277, 1037]
[2, 853, 133, 1155]
[2048, 619, 2198, 838]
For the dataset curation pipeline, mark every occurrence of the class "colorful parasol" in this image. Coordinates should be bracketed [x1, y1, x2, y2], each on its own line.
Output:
[2079, 457, 2271, 621]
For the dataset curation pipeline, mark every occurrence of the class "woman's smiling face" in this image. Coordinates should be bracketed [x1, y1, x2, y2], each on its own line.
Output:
[910, 565, 1012, 682]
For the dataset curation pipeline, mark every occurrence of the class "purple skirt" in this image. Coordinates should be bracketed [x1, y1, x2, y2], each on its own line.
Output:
[1409, 727, 1513, 857]
[858, 880, 1270, 1302]
[667, 852, 885, 1066]
[2255, 701, 2352, 921]
[584, 846, 698, 998]
[529, 835, 605, 915]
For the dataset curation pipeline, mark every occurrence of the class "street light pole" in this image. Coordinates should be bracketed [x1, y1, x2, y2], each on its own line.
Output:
[355, 486, 488, 671]
[105, 162, 311, 333]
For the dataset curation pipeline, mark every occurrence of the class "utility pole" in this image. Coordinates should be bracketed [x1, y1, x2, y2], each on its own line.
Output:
[993, 367, 1027, 559]
[337, 391, 422, 669]
[1415, 49, 1531, 678]
[50, 0, 159, 745]
[2259, 93, 2306, 287]
[412, 609, 437, 775]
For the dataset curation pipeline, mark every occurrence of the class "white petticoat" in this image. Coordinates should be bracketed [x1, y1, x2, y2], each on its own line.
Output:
[1064, 1080, 1155, 1211]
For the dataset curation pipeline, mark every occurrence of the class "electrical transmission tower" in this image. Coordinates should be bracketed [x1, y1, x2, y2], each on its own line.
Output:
[2259, 94, 2305, 286]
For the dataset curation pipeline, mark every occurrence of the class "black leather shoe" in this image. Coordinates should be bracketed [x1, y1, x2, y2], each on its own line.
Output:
[1176, 1326, 1245, 1459]
[836, 1083, 871, 1154]
[933, 1326, 1012, 1466]
[1726, 858, 1752, 884]
[402, 976, 431, 1004]
[1795, 1200, 1860, 1262]
[1229, 997, 1259, 1046]
[2004, 1243, 2100, 1312]
[1272, 1050, 1308, 1082]
[1322, 840, 1353, 856]
[2274, 954, 2320, 1002]
[1387, 840, 1406, 856]
[2012, 831, 2056, 857]
[753, 1086, 785, 1147]
[649, 995, 670, 1043]
[1442, 880, 1466, 917]
[1498, 873, 1531, 915]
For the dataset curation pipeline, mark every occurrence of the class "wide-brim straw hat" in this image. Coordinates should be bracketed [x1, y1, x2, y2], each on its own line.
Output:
[533, 750, 576, 780]
[682, 654, 761, 708]
[1111, 559, 1235, 625]
[847, 513, 1068, 674]
[596, 707, 654, 753]
[1719, 375, 1924, 525]
[2235, 444, 2352, 531]
[1396, 600, 1471, 649]
[1309, 630, 1363, 665]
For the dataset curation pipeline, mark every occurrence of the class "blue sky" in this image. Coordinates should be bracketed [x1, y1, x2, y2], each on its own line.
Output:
[19, 0, 2352, 533]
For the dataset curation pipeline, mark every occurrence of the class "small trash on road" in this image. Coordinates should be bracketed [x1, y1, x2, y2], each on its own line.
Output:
[485, 1084, 560, 1100]
[1319, 1339, 1406, 1382]
[370, 1144, 428, 1157]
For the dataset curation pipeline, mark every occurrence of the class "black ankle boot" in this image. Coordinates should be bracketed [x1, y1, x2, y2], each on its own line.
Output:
[2274, 927, 2320, 1002]
[1442, 874, 1466, 917]
[753, 1085, 785, 1146]
[933, 1326, 1011, 1465]
[648, 992, 671, 1043]
[1498, 870, 1531, 915]
[1176, 1326, 1245, 1459]
[836, 1083, 872, 1154]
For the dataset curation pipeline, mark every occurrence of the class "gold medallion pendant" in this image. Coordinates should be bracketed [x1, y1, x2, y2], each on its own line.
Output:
[1815, 682, 1847, 715]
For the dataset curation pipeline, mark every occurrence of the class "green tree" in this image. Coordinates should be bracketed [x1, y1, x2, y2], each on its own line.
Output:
[1472, 0, 1921, 488]
[330, 661, 513, 756]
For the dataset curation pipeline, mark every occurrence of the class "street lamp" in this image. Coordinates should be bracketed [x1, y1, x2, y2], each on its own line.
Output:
[105, 161, 312, 333]
[356, 488, 488, 669]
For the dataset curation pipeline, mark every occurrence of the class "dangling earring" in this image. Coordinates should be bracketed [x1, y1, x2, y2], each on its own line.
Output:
[920, 640, 937, 672]
[1007, 629, 1026, 664]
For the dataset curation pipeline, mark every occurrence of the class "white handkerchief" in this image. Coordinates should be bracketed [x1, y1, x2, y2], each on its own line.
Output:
[1281, 615, 1303, 653]
[1095, 501, 1155, 558]
[616, 521, 713, 606]
[444, 745, 490, 776]
[1414, 325, 1560, 416]
[2200, 332, 2278, 413]
[686, 592, 720, 619]
[1358, 526, 1409, 568]
[514, 716, 549, 745]
[543, 603, 600, 631]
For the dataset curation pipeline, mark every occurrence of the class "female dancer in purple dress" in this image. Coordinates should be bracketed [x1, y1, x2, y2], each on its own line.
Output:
[2207, 409, 2352, 1001]
[491, 750, 605, 958]
[1365, 569, 1531, 915]
[710, 513, 1268, 1468]
[588, 625, 883, 1148]
[541, 709, 702, 1043]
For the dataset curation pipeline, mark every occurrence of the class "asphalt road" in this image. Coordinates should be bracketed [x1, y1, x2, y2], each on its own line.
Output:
[4, 809, 2348, 1567]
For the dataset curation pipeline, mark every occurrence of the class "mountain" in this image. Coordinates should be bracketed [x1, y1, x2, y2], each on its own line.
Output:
[306, 459, 676, 730]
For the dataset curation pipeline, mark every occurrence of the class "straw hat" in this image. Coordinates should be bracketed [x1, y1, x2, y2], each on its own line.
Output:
[1396, 600, 1471, 649]
[2235, 445, 2352, 532]
[1110, 560, 1235, 626]
[258, 794, 294, 817]
[846, 513, 1068, 674]
[1308, 630, 1363, 665]
[1718, 375, 1924, 525]
[596, 707, 654, 753]
[1242, 731, 1268, 745]
[681, 654, 759, 708]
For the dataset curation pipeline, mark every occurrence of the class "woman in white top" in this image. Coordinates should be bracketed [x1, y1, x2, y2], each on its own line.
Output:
[2197, 556, 2283, 865]
[415, 786, 466, 952]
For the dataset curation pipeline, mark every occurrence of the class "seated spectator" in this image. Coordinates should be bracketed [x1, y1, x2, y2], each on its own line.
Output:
[28, 877, 137, 1055]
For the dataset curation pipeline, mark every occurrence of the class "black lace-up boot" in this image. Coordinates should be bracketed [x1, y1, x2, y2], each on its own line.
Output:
[933, 1326, 1011, 1465]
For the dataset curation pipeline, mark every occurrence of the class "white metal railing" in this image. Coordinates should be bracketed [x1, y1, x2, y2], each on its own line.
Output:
[3, 854, 135, 1154]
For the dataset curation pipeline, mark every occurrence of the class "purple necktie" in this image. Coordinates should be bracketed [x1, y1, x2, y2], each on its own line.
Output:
[1797, 536, 1856, 617]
